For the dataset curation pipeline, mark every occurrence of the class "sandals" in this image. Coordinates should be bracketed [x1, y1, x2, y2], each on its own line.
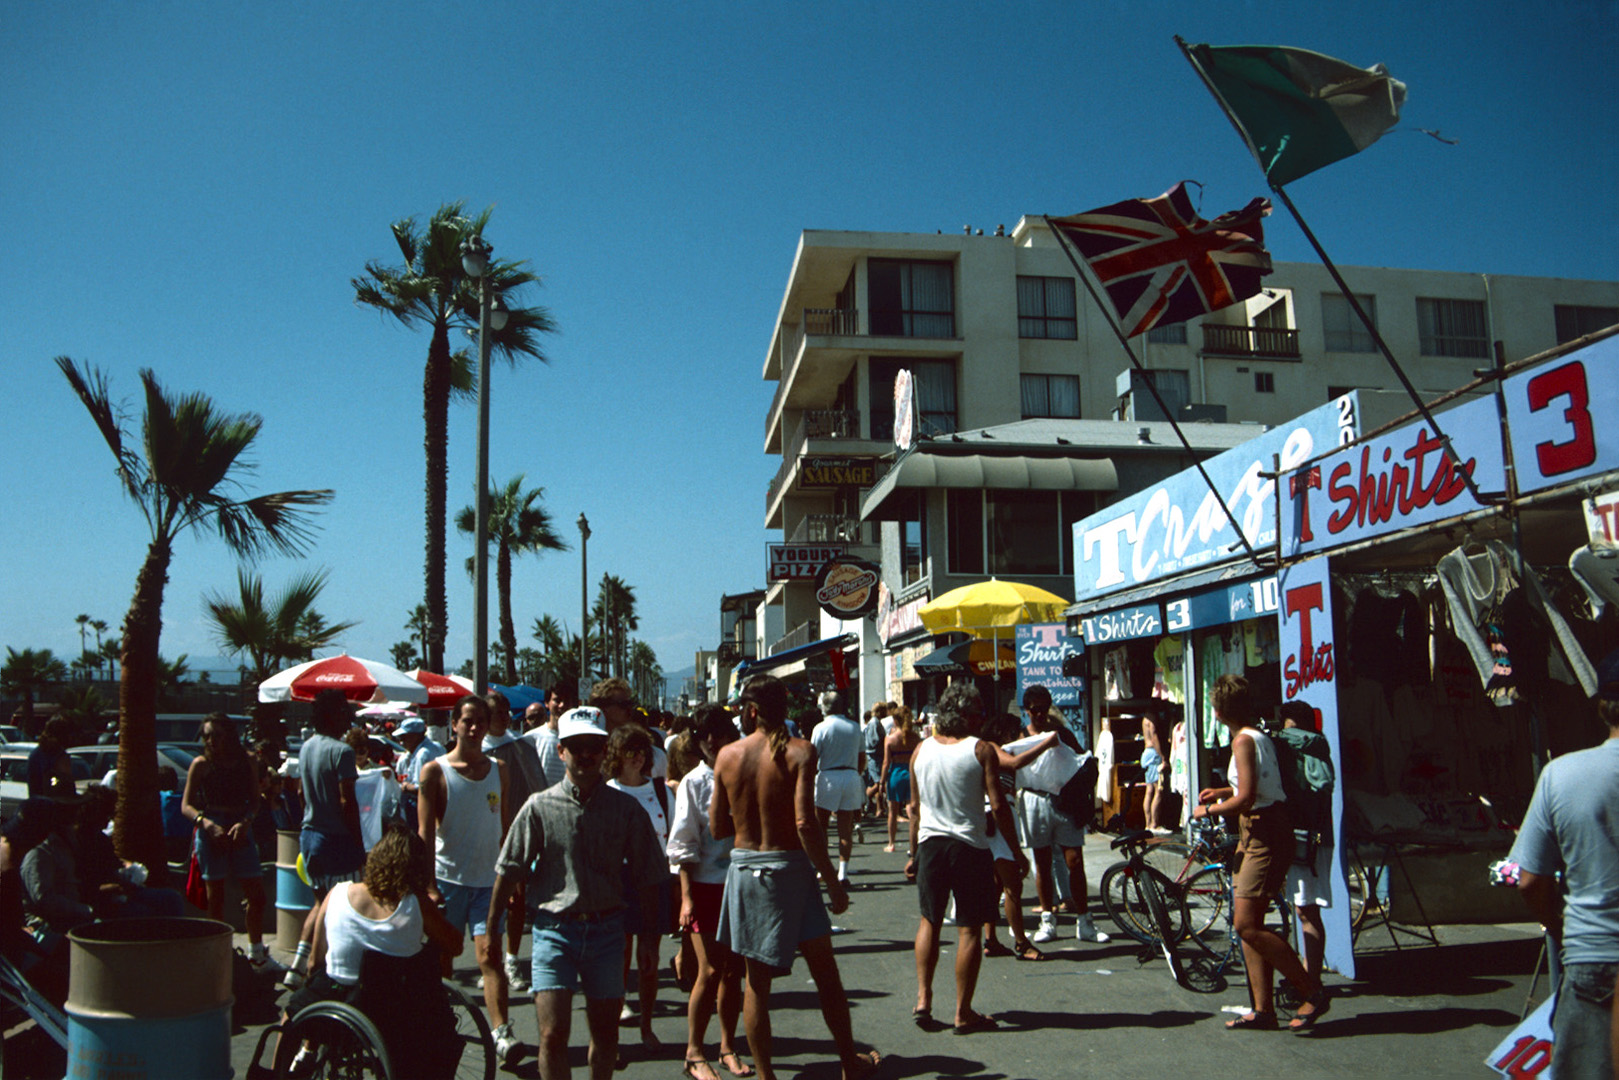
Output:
[1012, 939, 1045, 962]
[953, 1012, 1000, 1035]
[718, 1050, 755, 1077]
[1289, 988, 1332, 1031]
[1224, 1011, 1279, 1031]
[683, 1060, 722, 1080]
[983, 940, 1014, 958]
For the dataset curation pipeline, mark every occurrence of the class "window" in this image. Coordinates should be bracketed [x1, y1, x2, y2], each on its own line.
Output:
[869, 259, 954, 338]
[1255, 371, 1275, 393]
[1555, 305, 1619, 344]
[1417, 298, 1489, 358]
[946, 490, 1091, 576]
[1141, 368, 1190, 416]
[869, 358, 957, 441]
[1321, 293, 1377, 352]
[898, 492, 927, 586]
[1146, 322, 1188, 344]
[1021, 374, 1081, 418]
[1017, 276, 1077, 339]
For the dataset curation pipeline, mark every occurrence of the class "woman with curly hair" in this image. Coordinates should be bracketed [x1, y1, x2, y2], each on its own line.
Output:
[605, 722, 672, 1050]
[880, 706, 922, 855]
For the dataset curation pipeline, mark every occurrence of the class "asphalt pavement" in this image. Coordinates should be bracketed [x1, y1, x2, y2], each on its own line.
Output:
[219, 826, 1542, 1080]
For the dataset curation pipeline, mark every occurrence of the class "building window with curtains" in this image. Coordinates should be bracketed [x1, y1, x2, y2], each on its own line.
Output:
[1146, 322, 1188, 345]
[1017, 276, 1077, 339]
[946, 490, 1094, 577]
[1417, 297, 1489, 358]
[1555, 304, 1619, 344]
[869, 357, 957, 441]
[899, 491, 927, 587]
[869, 259, 955, 338]
[1021, 374, 1081, 419]
[1321, 292, 1377, 352]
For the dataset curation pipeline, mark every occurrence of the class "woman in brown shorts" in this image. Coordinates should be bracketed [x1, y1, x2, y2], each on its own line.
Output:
[1193, 675, 1328, 1032]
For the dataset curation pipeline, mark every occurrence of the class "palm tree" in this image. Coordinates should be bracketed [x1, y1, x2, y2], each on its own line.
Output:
[98, 637, 120, 682]
[457, 475, 569, 686]
[593, 575, 639, 680]
[1, 647, 68, 734]
[59, 358, 333, 873]
[156, 654, 190, 709]
[90, 618, 108, 652]
[204, 567, 358, 685]
[405, 605, 430, 668]
[352, 203, 556, 674]
[76, 613, 91, 658]
[627, 640, 663, 708]
[390, 641, 418, 672]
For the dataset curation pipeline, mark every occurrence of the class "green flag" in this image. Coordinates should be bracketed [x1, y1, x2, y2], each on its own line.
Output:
[1183, 42, 1407, 186]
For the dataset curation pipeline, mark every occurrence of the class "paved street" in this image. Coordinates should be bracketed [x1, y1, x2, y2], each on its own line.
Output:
[223, 828, 1541, 1080]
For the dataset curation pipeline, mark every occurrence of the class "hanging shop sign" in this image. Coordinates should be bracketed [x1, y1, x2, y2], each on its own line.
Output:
[1079, 602, 1163, 645]
[887, 641, 934, 683]
[1015, 623, 1085, 708]
[876, 583, 929, 646]
[799, 456, 879, 489]
[1164, 575, 1279, 633]
[1282, 392, 1505, 559]
[767, 544, 844, 582]
[1073, 395, 1358, 597]
[1504, 334, 1619, 495]
[1584, 488, 1619, 547]
[815, 556, 881, 620]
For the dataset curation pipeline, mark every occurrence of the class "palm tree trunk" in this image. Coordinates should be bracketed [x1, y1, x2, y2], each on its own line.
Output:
[115, 537, 170, 880]
[497, 541, 517, 686]
[424, 322, 452, 674]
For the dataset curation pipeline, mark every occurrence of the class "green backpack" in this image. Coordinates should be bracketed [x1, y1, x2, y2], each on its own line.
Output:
[1267, 725, 1336, 863]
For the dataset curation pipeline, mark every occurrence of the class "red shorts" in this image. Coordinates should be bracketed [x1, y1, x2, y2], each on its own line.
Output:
[688, 880, 725, 936]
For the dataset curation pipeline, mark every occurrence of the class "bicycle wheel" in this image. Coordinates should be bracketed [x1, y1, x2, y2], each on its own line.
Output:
[1346, 861, 1372, 930]
[1180, 867, 1236, 964]
[1135, 865, 1190, 986]
[276, 1001, 395, 1080]
[443, 979, 495, 1080]
[1141, 838, 1196, 886]
[1100, 863, 1156, 945]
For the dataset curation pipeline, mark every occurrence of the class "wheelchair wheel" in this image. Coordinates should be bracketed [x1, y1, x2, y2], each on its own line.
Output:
[275, 1000, 394, 1080]
[443, 979, 495, 1080]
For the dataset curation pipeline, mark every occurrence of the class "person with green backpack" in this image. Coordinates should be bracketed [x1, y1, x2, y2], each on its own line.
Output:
[1272, 700, 1337, 987]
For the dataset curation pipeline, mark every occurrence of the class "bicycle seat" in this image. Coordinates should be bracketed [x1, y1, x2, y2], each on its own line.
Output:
[1110, 829, 1153, 851]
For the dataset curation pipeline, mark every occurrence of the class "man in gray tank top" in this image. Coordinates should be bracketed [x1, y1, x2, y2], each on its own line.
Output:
[908, 683, 1024, 1035]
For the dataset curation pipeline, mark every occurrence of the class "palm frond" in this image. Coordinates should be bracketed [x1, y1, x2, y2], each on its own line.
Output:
[57, 357, 145, 502]
[214, 489, 334, 559]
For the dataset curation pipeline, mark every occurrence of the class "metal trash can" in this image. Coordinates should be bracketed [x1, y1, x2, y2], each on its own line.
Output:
[275, 827, 314, 952]
[66, 916, 234, 1080]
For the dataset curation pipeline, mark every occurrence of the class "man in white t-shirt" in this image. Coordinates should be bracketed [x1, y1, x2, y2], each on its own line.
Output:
[810, 690, 865, 886]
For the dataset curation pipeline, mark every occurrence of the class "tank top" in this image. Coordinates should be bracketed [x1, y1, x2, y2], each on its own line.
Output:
[433, 759, 503, 887]
[1229, 727, 1285, 811]
[322, 883, 423, 986]
[608, 778, 669, 847]
[199, 754, 255, 817]
[913, 736, 988, 848]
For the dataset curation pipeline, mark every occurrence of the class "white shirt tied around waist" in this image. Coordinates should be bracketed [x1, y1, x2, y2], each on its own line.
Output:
[913, 735, 989, 849]
[434, 760, 503, 887]
[665, 762, 731, 882]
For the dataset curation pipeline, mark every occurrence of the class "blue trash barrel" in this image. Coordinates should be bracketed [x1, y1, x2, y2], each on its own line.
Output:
[67, 916, 233, 1080]
[275, 827, 315, 952]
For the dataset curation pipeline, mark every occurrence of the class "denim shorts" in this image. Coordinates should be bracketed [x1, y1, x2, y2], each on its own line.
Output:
[194, 818, 262, 882]
[300, 828, 364, 896]
[530, 910, 626, 1000]
[438, 881, 497, 939]
[1553, 961, 1617, 1078]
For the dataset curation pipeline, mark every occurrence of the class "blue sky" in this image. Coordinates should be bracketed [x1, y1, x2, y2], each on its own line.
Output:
[3, 1, 1615, 690]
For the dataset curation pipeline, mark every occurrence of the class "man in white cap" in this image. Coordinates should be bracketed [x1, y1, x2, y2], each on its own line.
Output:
[489, 707, 665, 1080]
[393, 715, 444, 826]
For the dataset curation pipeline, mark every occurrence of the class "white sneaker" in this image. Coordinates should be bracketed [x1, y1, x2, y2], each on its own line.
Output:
[248, 946, 284, 976]
[1076, 914, 1111, 943]
[504, 954, 531, 994]
[853, 823, 865, 843]
[493, 1023, 521, 1068]
[620, 1002, 635, 1024]
[1031, 910, 1058, 944]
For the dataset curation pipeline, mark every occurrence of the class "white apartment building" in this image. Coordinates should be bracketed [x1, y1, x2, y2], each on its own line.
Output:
[759, 217, 1619, 711]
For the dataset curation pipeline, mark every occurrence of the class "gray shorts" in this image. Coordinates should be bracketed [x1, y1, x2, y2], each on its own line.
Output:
[717, 849, 832, 973]
[814, 768, 865, 813]
[1016, 789, 1086, 850]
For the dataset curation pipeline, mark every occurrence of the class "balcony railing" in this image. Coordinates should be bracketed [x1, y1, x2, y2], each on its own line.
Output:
[804, 307, 859, 336]
[788, 514, 869, 545]
[770, 410, 871, 511]
[770, 621, 813, 656]
[1202, 324, 1301, 358]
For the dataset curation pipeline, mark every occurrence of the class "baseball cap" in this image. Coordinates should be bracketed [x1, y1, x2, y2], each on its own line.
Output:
[558, 706, 608, 743]
[1598, 649, 1619, 701]
[391, 717, 427, 738]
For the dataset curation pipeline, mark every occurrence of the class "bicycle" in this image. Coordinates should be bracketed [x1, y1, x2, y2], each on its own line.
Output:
[1099, 825, 1226, 992]
[1102, 819, 1235, 947]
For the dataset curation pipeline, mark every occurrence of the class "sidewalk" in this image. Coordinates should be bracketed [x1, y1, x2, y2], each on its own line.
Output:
[226, 830, 1540, 1079]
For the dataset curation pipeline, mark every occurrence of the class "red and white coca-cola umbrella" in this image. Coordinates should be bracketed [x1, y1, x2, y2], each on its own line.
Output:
[258, 654, 429, 704]
[405, 669, 477, 708]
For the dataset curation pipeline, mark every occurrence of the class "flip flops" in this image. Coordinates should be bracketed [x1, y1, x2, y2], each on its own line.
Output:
[1224, 1011, 1279, 1031]
[953, 1013, 1000, 1035]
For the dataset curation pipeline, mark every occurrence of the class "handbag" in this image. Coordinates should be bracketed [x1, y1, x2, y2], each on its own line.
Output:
[184, 833, 209, 909]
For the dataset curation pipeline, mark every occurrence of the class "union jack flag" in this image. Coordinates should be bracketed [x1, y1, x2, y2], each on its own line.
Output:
[1051, 182, 1272, 337]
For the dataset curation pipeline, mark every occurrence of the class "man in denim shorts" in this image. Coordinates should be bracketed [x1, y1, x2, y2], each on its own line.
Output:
[488, 708, 665, 1080]
[1511, 649, 1619, 1077]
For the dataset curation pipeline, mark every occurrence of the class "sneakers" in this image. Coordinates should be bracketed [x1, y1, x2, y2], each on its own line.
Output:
[248, 944, 283, 975]
[504, 953, 531, 994]
[493, 1023, 521, 1068]
[620, 1002, 636, 1024]
[1076, 914, 1111, 943]
[1031, 910, 1058, 944]
[853, 823, 865, 844]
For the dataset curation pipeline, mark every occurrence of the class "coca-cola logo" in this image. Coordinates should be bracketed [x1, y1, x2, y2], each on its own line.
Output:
[313, 673, 356, 684]
[815, 557, 881, 621]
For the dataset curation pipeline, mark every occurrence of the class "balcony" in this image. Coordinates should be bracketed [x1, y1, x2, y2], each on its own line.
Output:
[1202, 324, 1301, 359]
[788, 513, 870, 545]
[771, 409, 861, 502]
[770, 621, 814, 657]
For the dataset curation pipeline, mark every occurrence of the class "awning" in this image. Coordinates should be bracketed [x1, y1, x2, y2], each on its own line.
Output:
[732, 633, 857, 683]
[862, 451, 1119, 521]
[912, 638, 1017, 677]
[1064, 562, 1272, 639]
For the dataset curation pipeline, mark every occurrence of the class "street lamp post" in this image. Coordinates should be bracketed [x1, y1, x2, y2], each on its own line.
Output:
[462, 235, 507, 694]
[577, 513, 590, 699]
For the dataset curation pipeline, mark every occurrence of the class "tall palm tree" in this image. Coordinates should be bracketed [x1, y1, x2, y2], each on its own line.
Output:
[352, 203, 556, 674]
[457, 475, 568, 686]
[98, 637, 120, 682]
[1, 647, 68, 734]
[76, 613, 91, 657]
[156, 654, 189, 708]
[59, 358, 333, 872]
[593, 575, 639, 680]
[627, 640, 663, 708]
[90, 618, 108, 652]
[204, 567, 357, 685]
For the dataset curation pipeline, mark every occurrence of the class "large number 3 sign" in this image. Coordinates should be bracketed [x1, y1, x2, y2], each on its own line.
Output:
[1527, 360, 1596, 477]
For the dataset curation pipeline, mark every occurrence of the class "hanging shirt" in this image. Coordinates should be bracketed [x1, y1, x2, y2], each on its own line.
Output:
[1153, 637, 1186, 704]
[1104, 648, 1132, 701]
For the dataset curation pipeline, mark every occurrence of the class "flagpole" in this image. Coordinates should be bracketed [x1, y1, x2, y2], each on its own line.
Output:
[1044, 216, 1264, 570]
[1175, 35, 1492, 508]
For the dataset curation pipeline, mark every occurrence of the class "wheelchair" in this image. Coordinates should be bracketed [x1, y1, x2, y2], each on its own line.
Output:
[247, 949, 494, 1080]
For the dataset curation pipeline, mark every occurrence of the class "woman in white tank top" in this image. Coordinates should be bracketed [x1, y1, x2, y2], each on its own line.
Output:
[1192, 675, 1329, 1032]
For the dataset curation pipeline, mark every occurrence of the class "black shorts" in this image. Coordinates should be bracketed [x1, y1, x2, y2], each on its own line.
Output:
[916, 836, 998, 927]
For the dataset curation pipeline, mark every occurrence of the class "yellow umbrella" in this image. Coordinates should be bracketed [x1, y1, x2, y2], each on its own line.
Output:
[918, 579, 1070, 636]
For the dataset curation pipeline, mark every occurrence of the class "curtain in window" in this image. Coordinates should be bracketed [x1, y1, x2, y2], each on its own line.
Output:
[1419, 298, 1488, 357]
[1048, 374, 1080, 417]
[1020, 374, 1048, 417]
[916, 361, 957, 434]
[903, 263, 954, 337]
[1017, 277, 1046, 338]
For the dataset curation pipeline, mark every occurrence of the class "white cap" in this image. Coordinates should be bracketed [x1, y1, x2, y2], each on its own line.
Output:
[557, 706, 608, 743]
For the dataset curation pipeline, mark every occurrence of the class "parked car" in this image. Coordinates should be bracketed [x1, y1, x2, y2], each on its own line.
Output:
[1, 748, 93, 820]
[69, 745, 194, 787]
[0, 725, 23, 744]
